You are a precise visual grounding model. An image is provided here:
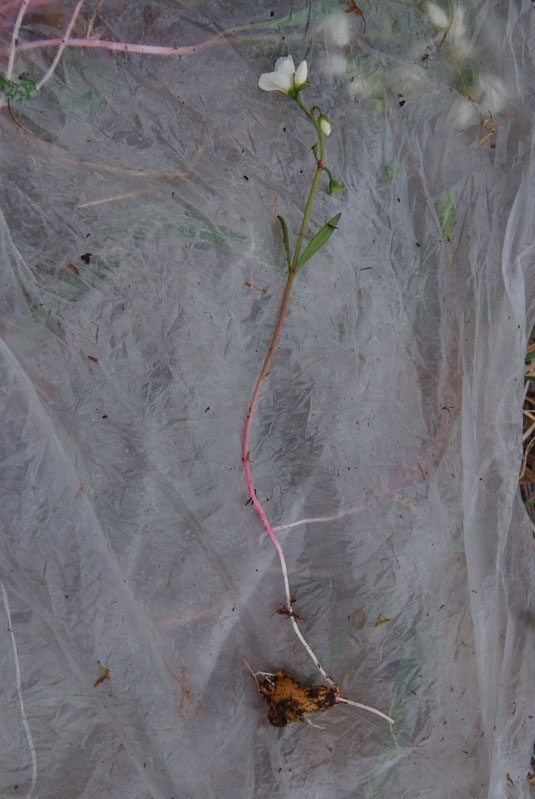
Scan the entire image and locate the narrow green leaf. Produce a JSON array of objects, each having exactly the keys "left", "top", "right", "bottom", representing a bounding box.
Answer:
[
  {"left": 277, "top": 215, "right": 292, "bottom": 270},
  {"left": 295, "top": 212, "right": 342, "bottom": 271},
  {"left": 525, "top": 351, "right": 535, "bottom": 363},
  {"left": 526, "top": 375, "right": 535, "bottom": 382},
  {"left": 439, "top": 188, "right": 456, "bottom": 239}
]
